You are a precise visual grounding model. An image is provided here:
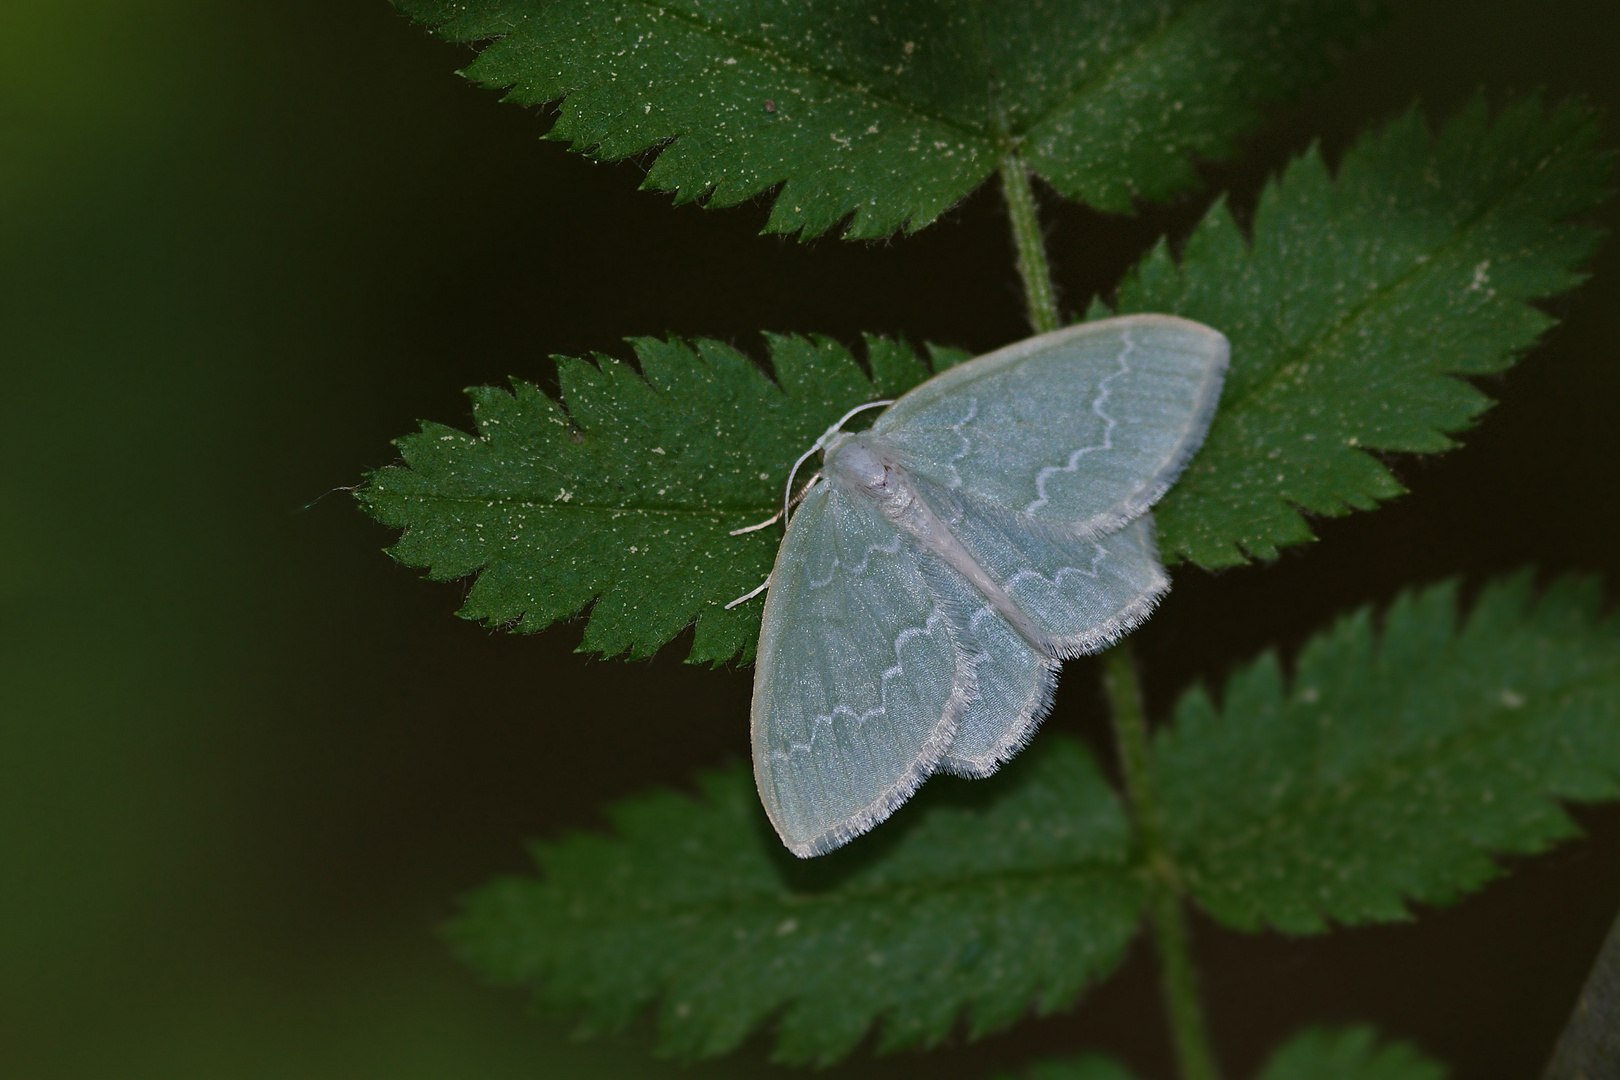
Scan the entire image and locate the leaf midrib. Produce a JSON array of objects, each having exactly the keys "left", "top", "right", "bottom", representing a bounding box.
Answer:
[
  {"left": 550, "top": 0, "right": 1217, "bottom": 158},
  {"left": 368, "top": 489, "right": 777, "bottom": 517},
  {"left": 604, "top": 0, "right": 983, "bottom": 146},
  {"left": 545, "top": 851, "right": 1140, "bottom": 927}
]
